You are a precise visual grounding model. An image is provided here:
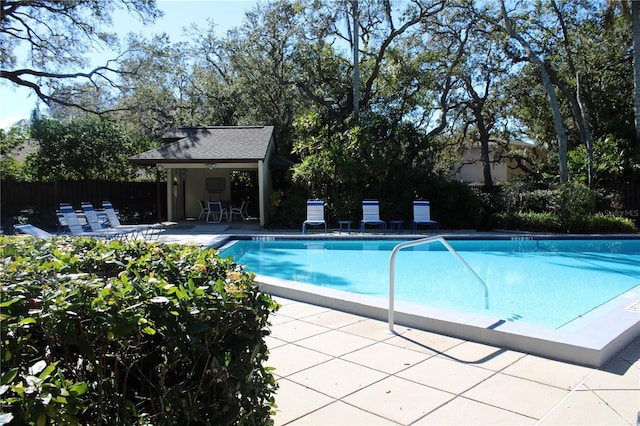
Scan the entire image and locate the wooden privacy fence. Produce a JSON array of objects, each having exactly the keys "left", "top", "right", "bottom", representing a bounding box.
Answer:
[
  {"left": 2, "top": 180, "right": 638, "bottom": 228},
  {"left": 617, "top": 183, "right": 640, "bottom": 225},
  {"left": 1, "top": 180, "right": 167, "bottom": 223}
]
